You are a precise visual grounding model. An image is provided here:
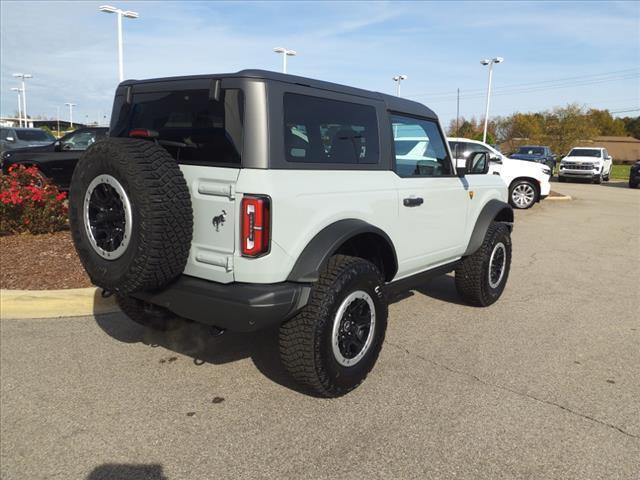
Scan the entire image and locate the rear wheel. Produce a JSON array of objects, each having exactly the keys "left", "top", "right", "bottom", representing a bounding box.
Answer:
[
  {"left": 455, "top": 222, "right": 512, "bottom": 307},
  {"left": 279, "top": 255, "right": 388, "bottom": 397},
  {"left": 509, "top": 180, "right": 538, "bottom": 209}
]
